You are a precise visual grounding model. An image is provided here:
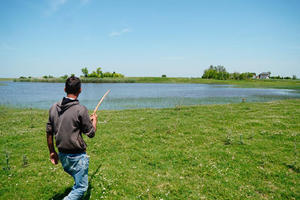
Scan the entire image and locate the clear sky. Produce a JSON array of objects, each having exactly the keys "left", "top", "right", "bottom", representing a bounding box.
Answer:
[{"left": 0, "top": 0, "right": 299, "bottom": 78}]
